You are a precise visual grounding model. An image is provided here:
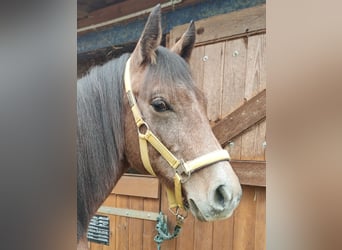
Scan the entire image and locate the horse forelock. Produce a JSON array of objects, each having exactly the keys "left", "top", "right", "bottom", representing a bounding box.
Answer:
[{"left": 142, "top": 46, "right": 206, "bottom": 105}]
